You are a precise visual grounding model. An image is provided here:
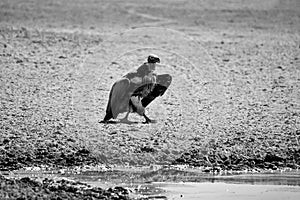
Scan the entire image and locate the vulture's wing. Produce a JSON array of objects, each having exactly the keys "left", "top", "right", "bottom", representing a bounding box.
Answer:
[
  {"left": 141, "top": 74, "right": 172, "bottom": 107},
  {"left": 104, "top": 78, "right": 131, "bottom": 121}
]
